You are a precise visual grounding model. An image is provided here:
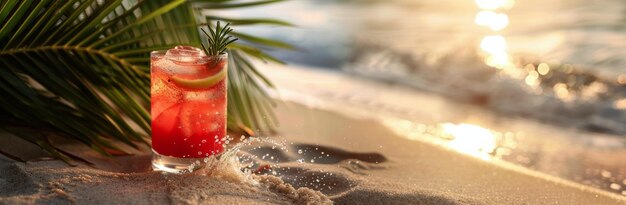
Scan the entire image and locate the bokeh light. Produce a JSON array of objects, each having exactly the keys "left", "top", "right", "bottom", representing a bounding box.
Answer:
[
  {"left": 474, "top": 11, "right": 509, "bottom": 31},
  {"left": 442, "top": 123, "right": 496, "bottom": 161}
]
